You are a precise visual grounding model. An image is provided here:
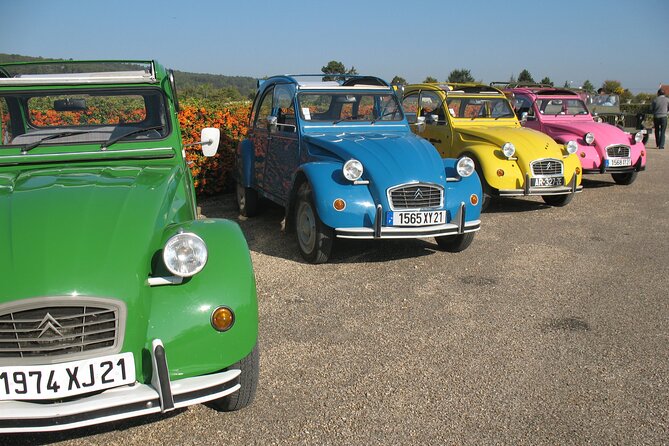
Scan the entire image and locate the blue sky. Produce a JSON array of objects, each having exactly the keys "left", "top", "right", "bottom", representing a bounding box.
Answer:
[{"left": 2, "top": 0, "right": 667, "bottom": 93}]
